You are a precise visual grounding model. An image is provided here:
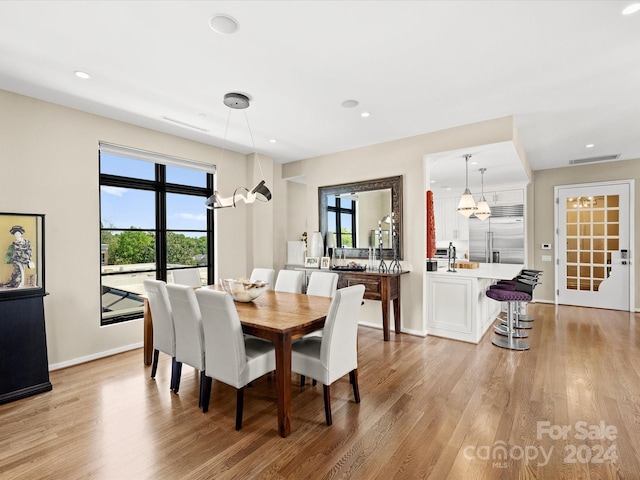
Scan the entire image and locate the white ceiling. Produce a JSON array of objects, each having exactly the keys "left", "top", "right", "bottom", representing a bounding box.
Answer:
[
  {"left": 427, "top": 141, "right": 530, "bottom": 195},
  {"left": 1, "top": 1, "right": 639, "bottom": 183}
]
